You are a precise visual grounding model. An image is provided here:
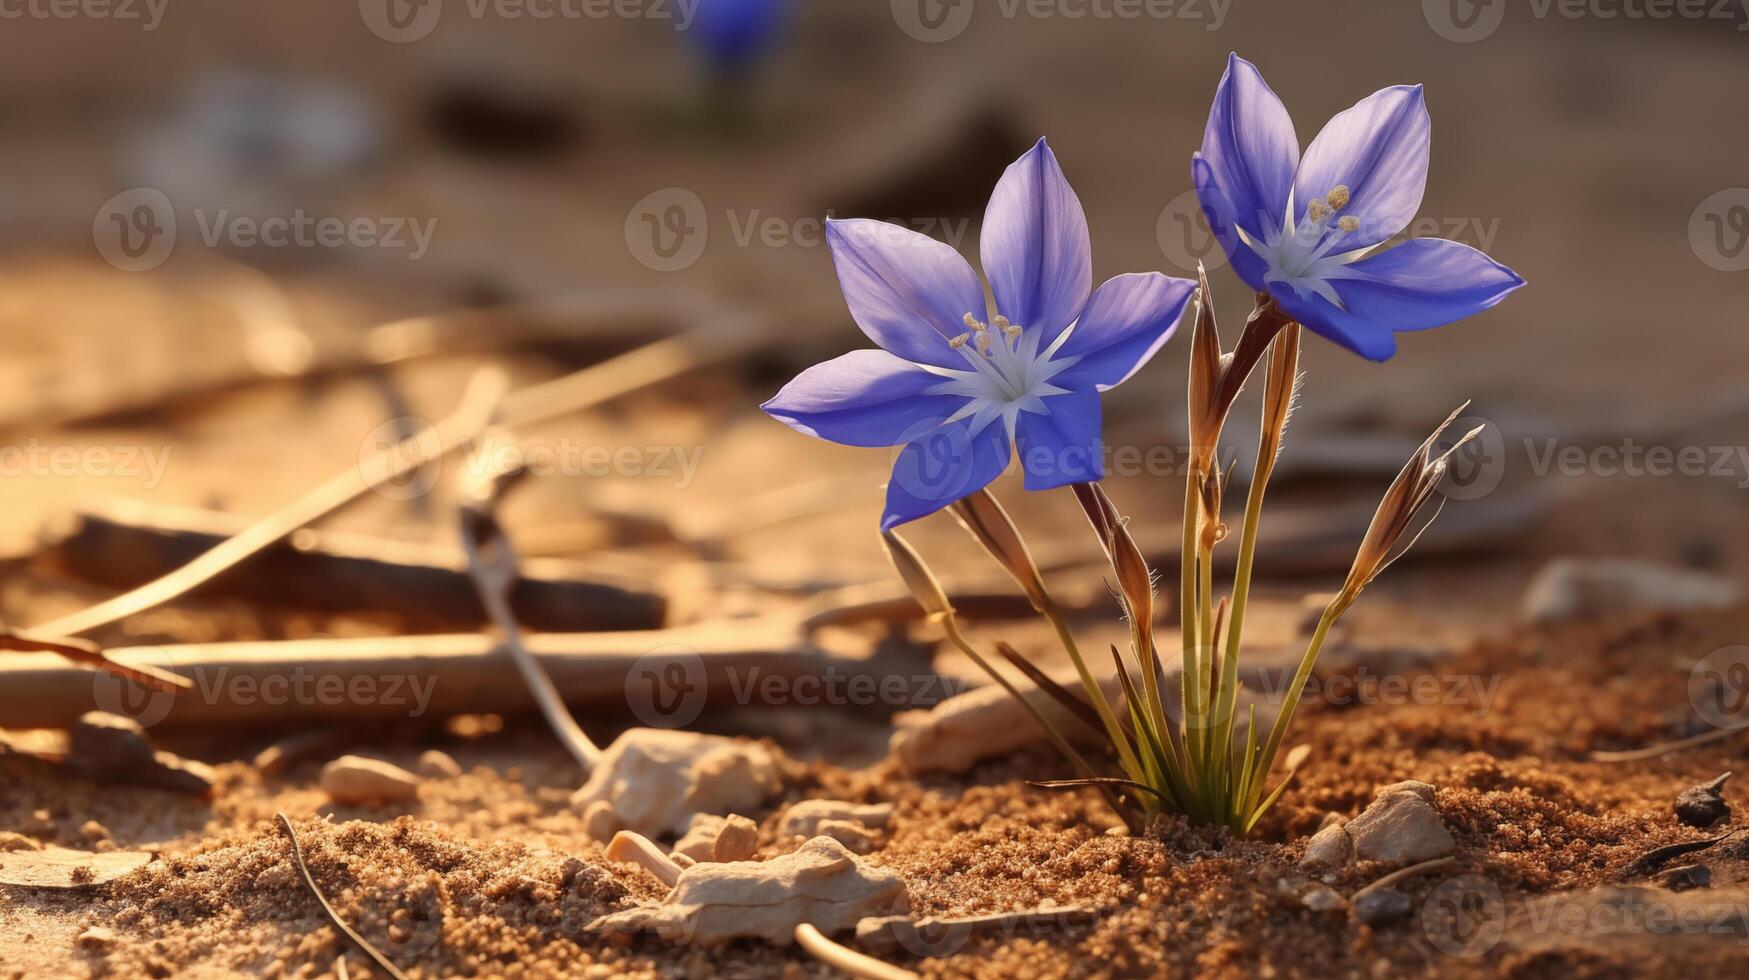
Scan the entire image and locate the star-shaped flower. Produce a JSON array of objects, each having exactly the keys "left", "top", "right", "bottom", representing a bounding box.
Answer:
[
  {"left": 1194, "top": 53, "right": 1524, "bottom": 360},
  {"left": 764, "top": 139, "right": 1195, "bottom": 530}
]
